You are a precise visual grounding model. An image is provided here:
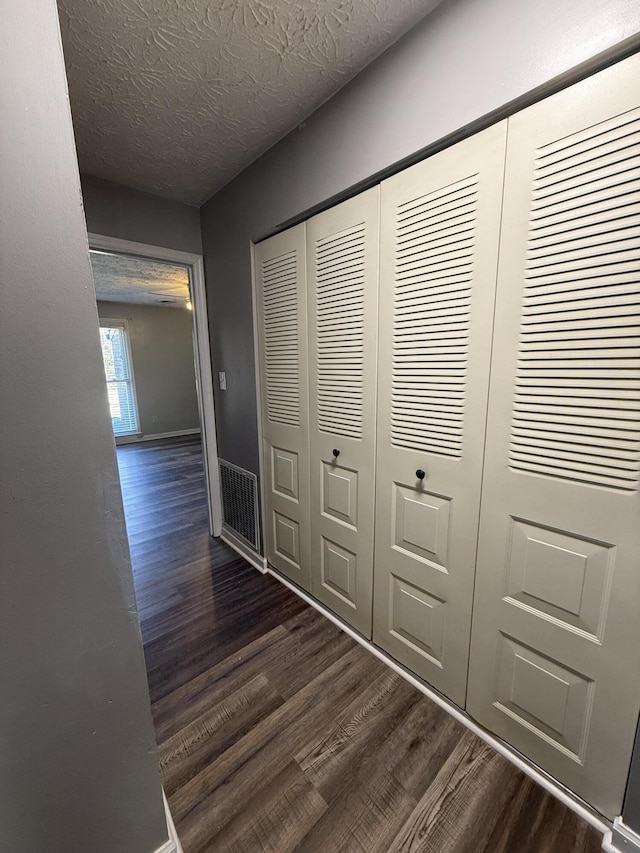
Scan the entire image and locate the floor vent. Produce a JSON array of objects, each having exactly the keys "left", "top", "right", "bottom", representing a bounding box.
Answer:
[{"left": 218, "top": 459, "right": 259, "bottom": 550}]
